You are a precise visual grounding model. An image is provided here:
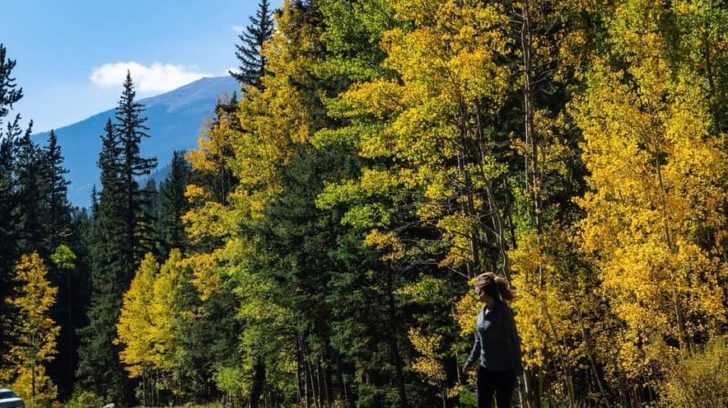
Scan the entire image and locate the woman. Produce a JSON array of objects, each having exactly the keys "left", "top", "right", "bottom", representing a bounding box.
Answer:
[{"left": 462, "top": 272, "right": 523, "bottom": 408}]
